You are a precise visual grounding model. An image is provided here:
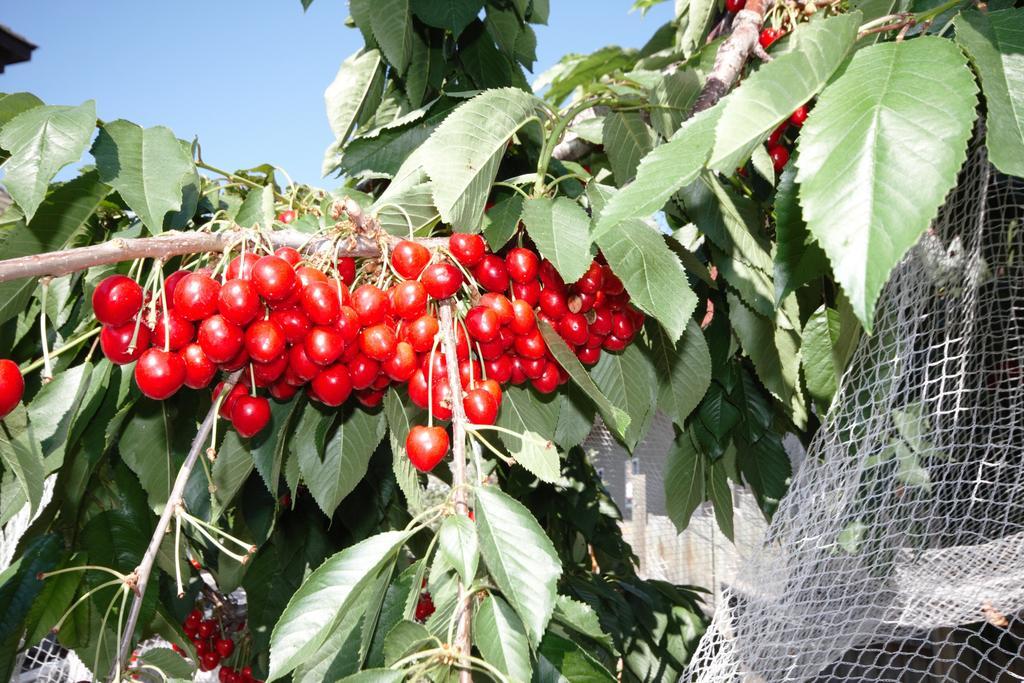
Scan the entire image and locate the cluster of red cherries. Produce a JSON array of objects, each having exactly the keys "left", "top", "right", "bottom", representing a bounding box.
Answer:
[
  {"left": 87, "top": 228, "right": 642, "bottom": 472},
  {"left": 177, "top": 608, "right": 259, "bottom": 680},
  {"left": 766, "top": 103, "right": 809, "bottom": 172}
]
